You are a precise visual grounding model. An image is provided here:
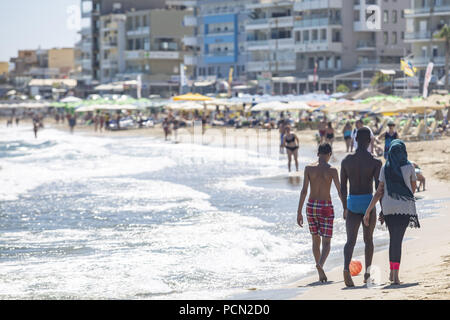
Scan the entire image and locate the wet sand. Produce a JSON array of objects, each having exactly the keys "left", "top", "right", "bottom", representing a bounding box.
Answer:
[{"left": 7, "top": 120, "right": 450, "bottom": 299}]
